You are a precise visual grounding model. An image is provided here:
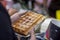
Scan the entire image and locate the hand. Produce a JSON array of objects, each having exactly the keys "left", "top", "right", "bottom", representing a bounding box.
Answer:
[
  {"left": 29, "top": 28, "right": 36, "bottom": 40},
  {"left": 8, "top": 8, "right": 18, "bottom": 16},
  {"left": 29, "top": 28, "right": 35, "bottom": 35},
  {"left": 11, "top": 9, "right": 27, "bottom": 23}
]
